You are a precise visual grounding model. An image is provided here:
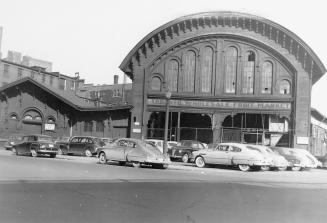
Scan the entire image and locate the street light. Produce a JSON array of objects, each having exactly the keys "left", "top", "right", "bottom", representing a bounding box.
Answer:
[{"left": 163, "top": 90, "right": 172, "bottom": 155}]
